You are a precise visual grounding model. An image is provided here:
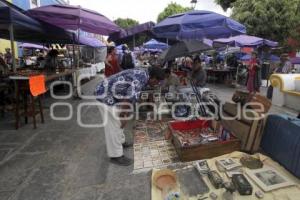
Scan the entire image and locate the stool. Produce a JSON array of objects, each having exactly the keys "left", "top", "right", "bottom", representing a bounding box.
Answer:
[{"left": 15, "top": 80, "right": 44, "bottom": 129}]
